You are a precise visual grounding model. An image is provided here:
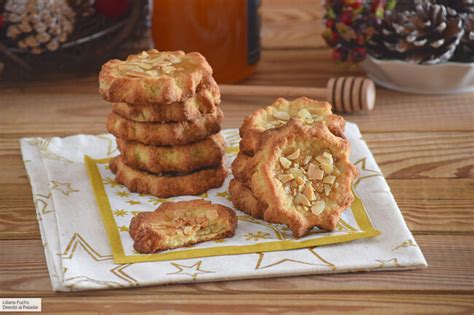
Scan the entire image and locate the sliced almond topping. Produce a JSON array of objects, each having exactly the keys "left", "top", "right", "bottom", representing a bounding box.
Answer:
[
  {"left": 303, "top": 184, "right": 316, "bottom": 201},
  {"left": 303, "top": 156, "right": 312, "bottom": 165},
  {"left": 139, "top": 51, "right": 149, "bottom": 59},
  {"left": 138, "top": 62, "right": 153, "bottom": 70},
  {"left": 333, "top": 168, "right": 341, "bottom": 176},
  {"left": 167, "top": 55, "right": 181, "bottom": 63},
  {"left": 279, "top": 156, "right": 292, "bottom": 169},
  {"left": 308, "top": 163, "right": 324, "bottom": 180},
  {"left": 323, "top": 175, "right": 336, "bottom": 185},
  {"left": 290, "top": 167, "right": 303, "bottom": 179},
  {"left": 334, "top": 182, "right": 340, "bottom": 188},
  {"left": 152, "top": 61, "right": 171, "bottom": 67},
  {"left": 272, "top": 110, "right": 290, "bottom": 121},
  {"left": 183, "top": 226, "right": 193, "bottom": 235},
  {"left": 297, "top": 109, "right": 312, "bottom": 120},
  {"left": 313, "top": 115, "right": 325, "bottom": 122},
  {"left": 127, "top": 70, "right": 149, "bottom": 78},
  {"left": 162, "top": 65, "right": 175, "bottom": 74},
  {"left": 286, "top": 149, "right": 300, "bottom": 160},
  {"left": 324, "top": 184, "right": 332, "bottom": 196},
  {"left": 323, "top": 152, "right": 333, "bottom": 159},
  {"left": 295, "top": 176, "right": 305, "bottom": 186},
  {"left": 278, "top": 173, "right": 294, "bottom": 184},
  {"left": 311, "top": 200, "right": 326, "bottom": 215},
  {"left": 321, "top": 162, "right": 334, "bottom": 174},
  {"left": 294, "top": 192, "right": 311, "bottom": 207},
  {"left": 146, "top": 70, "right": 158, "bottom": 77},
  {"left": 316, "top": 155, "right": 332, "bottom": 165}
]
